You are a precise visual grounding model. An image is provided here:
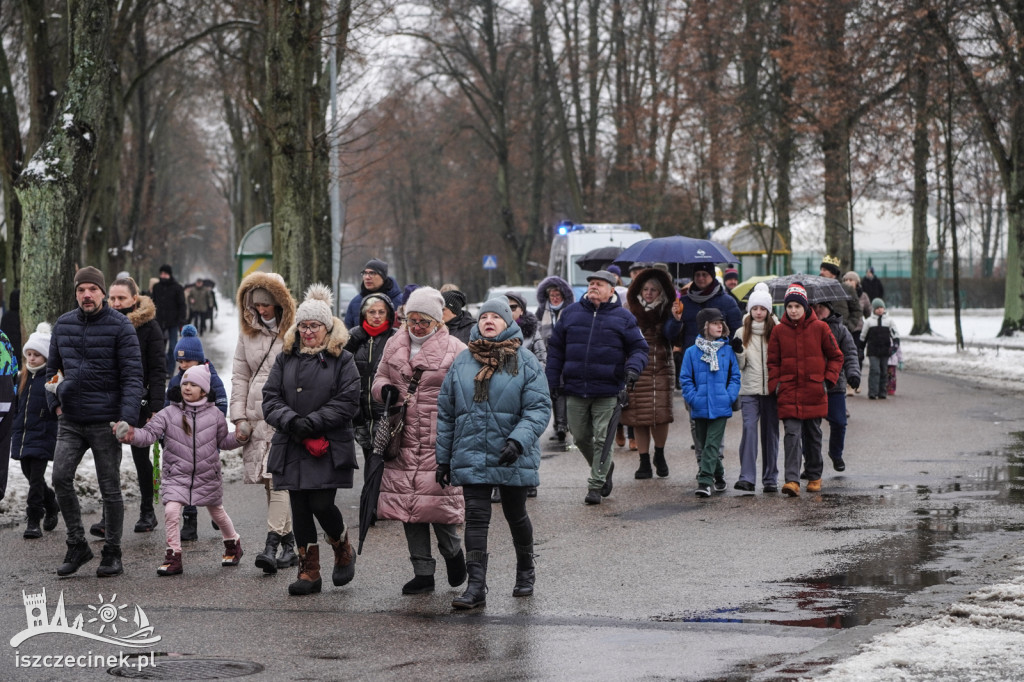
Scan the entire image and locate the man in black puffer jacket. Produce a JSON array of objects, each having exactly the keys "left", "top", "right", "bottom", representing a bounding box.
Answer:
[{"left": 47, "top": 267, "right": 144, "bottom": 578}]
